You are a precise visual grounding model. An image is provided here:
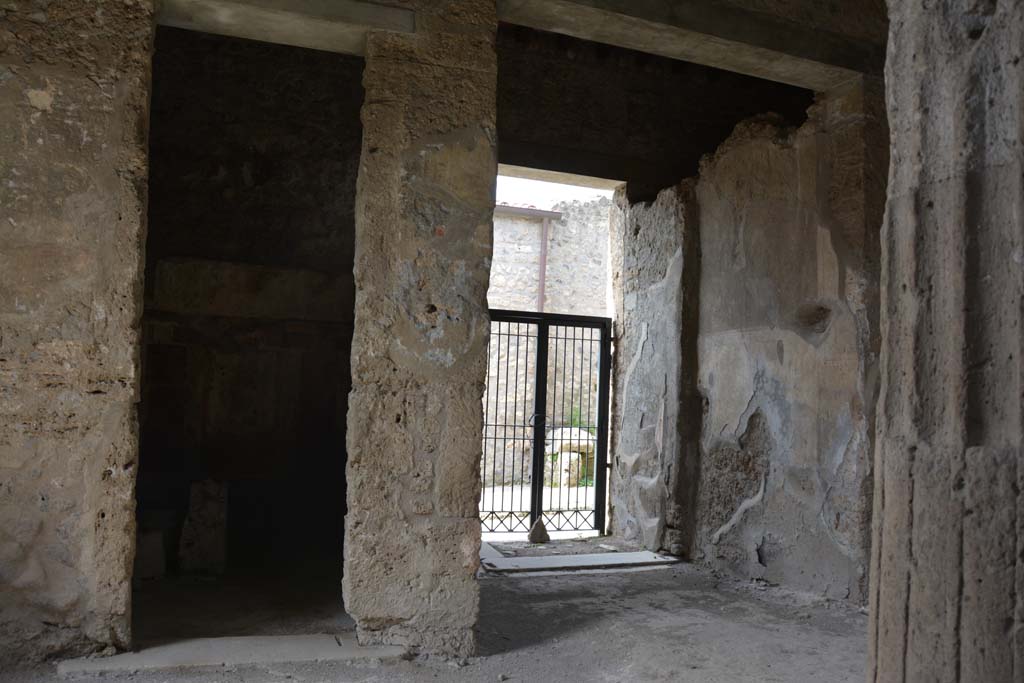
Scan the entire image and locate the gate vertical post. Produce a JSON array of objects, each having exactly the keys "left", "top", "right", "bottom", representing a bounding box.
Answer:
[
  {"left": 530, "top": 322, "right": 549, "bottom": 527},
  {"left": 594, "top": 319, "right": 612, "bottom": 533}
]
